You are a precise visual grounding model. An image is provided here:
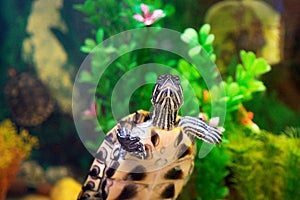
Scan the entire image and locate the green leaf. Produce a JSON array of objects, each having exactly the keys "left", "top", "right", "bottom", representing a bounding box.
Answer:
[
  {"left": 230, "top": 95, "right": 244, "bottom": 106},
  {"left": 188, "top": 46, "right": 201, "bottom": 57},
  {"left": 199, "top": 24, "right": 211, "bottom": 36},
  {"left": 205, "top": 34, "right": 215, "bottom": 45},
  {"left": 104, "top": 45, "right": 116, "bottom": 53},
  {"left": 128, "top": 61, "right": 137, "bottom": 70},
  {"left": 107, "top": 119, "right": 116, "bottom": 129},
  {"left": 248, "top": 80, "right": 266, "bottom": 92},
  {"left": 240, "top": 50, "right": 256, "bottom": 70},
  {"left": 115, "top": 62, "right": 126, "bottom": 71},
  {"left": 252, "top": 58, "right": 271, "bottom": 75},
  {"left": 84, "top": 38, "right": 96, "bottom": 47},
  {"left": 74, "top": 0, "right": 96, "bottom": 15},
  {"left": 145, "top": 72, "right": 157, "bottom": 83},
  {"left": 164, "top": 4, "right": 175, "bottom": 16},
  {"left": 231, "top": 95, "right": 244, "bottom": 103},
  {"left": 227, "top": 104, "right": 241, "bottom": 112},
  {"left": 227, "top": 82, "right": 240, "bottom": 97},
  {"left": 235, "top": 64, "right": 245, "bottom": 81},
  {"left": 80, "top": 46, "right": 92, "bottom": 53},
  {"left": 96, "top": 28, "right": 104, "bottom": 43},
  {"left": 178, "top": 59, "right": 191, "bottom": 70},
  {"left": 181, "top": 28, "right": 198, "bottom": 45},
  {"left": 210, "top": 54, "right": 216, "bottom": 62},
  {"left": 79, "top": 70, "right": 92, "bottom": 83}
]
